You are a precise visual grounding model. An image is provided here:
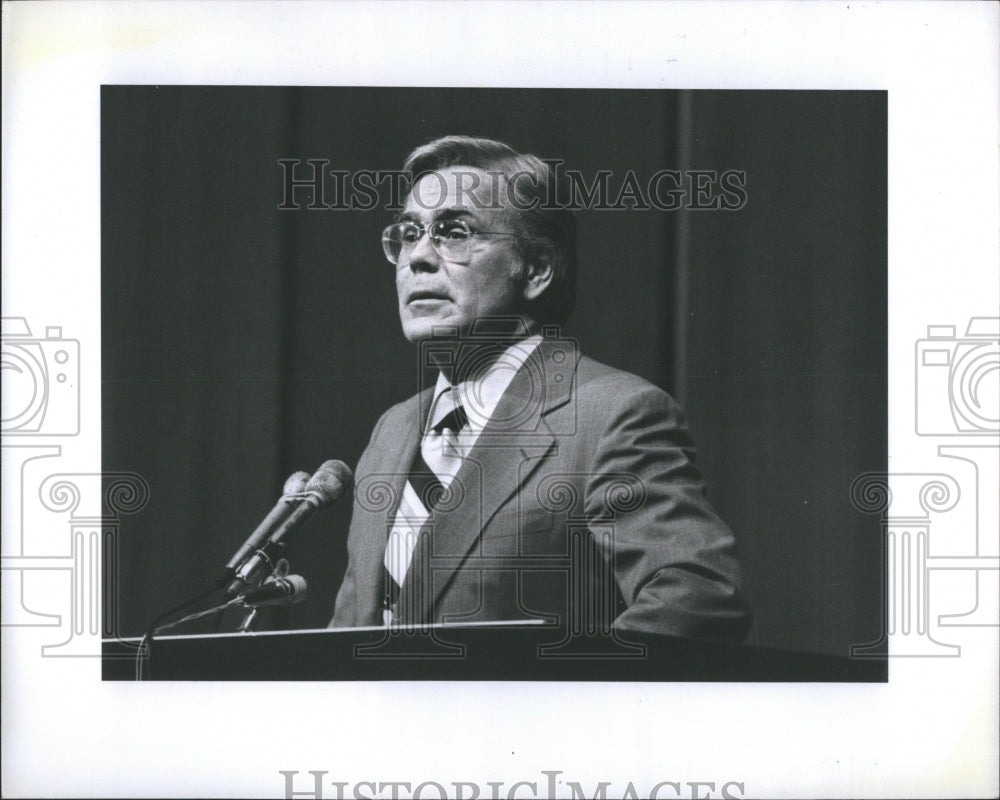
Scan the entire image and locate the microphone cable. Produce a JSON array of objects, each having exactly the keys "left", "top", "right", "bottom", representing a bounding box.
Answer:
[{"left": 134, "top": 582, "right": 225, "bottom": 681}]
